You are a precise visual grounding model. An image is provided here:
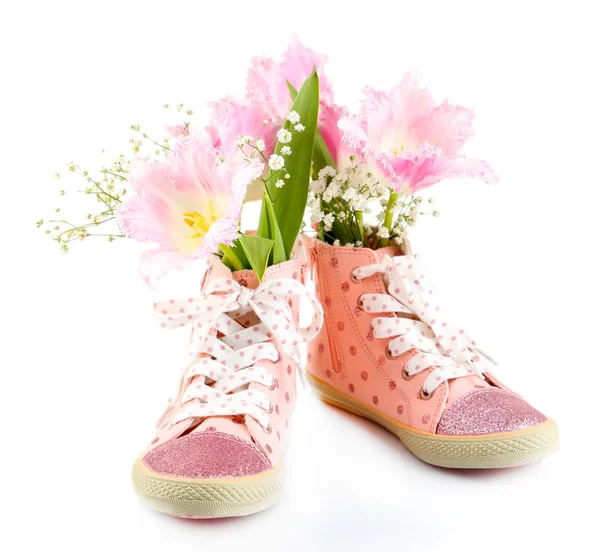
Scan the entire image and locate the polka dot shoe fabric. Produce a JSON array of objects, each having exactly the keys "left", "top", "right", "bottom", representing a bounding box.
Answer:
[
  {"left": 132, "top": 255, "right": 323, "bottom": 518},
  {"left": 303, "top": 237, "right": 559, "bottom": 469}
]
